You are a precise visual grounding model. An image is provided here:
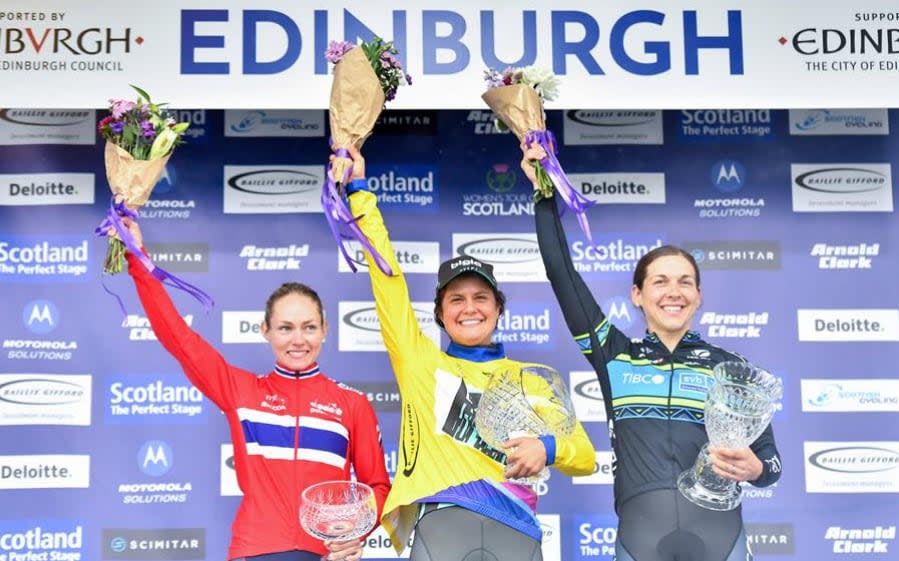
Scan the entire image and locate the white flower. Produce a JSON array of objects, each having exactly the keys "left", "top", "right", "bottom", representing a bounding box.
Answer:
[
  {"left": 520, "top": 66, "right": 560, "bottom": 101},
  {"left": 149, "top": 127, "right": 178, "bottom": 160}
]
